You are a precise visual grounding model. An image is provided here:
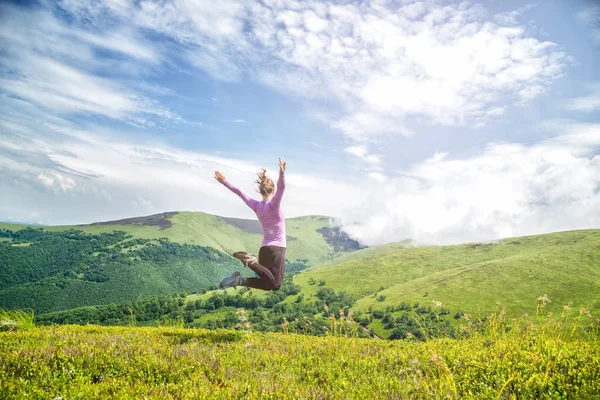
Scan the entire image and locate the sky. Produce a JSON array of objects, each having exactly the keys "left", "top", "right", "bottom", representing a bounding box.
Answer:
[{"left": 1, "top": 0, "right": 599, "bottom": 246}]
